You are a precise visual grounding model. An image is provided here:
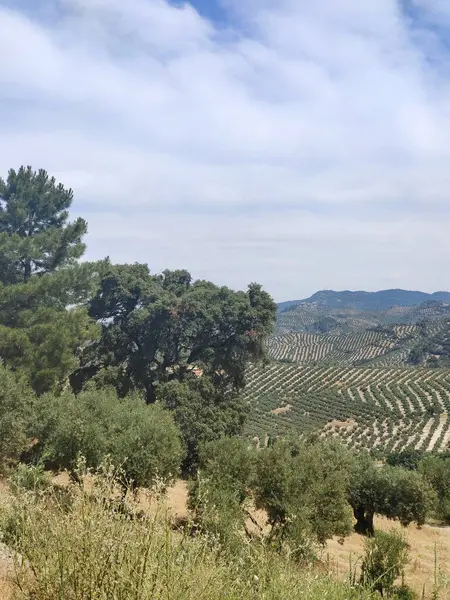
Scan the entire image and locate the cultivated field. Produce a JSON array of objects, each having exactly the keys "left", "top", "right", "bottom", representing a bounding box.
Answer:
[
  {"left": 244, "top": 363, "right": 450, "bottom": 454},
  {"left": 276, "top": 301, "right": 450, "bottom": 335},
  {"left": 268, "top": 319, "right": 450, "bottom": 367}
]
